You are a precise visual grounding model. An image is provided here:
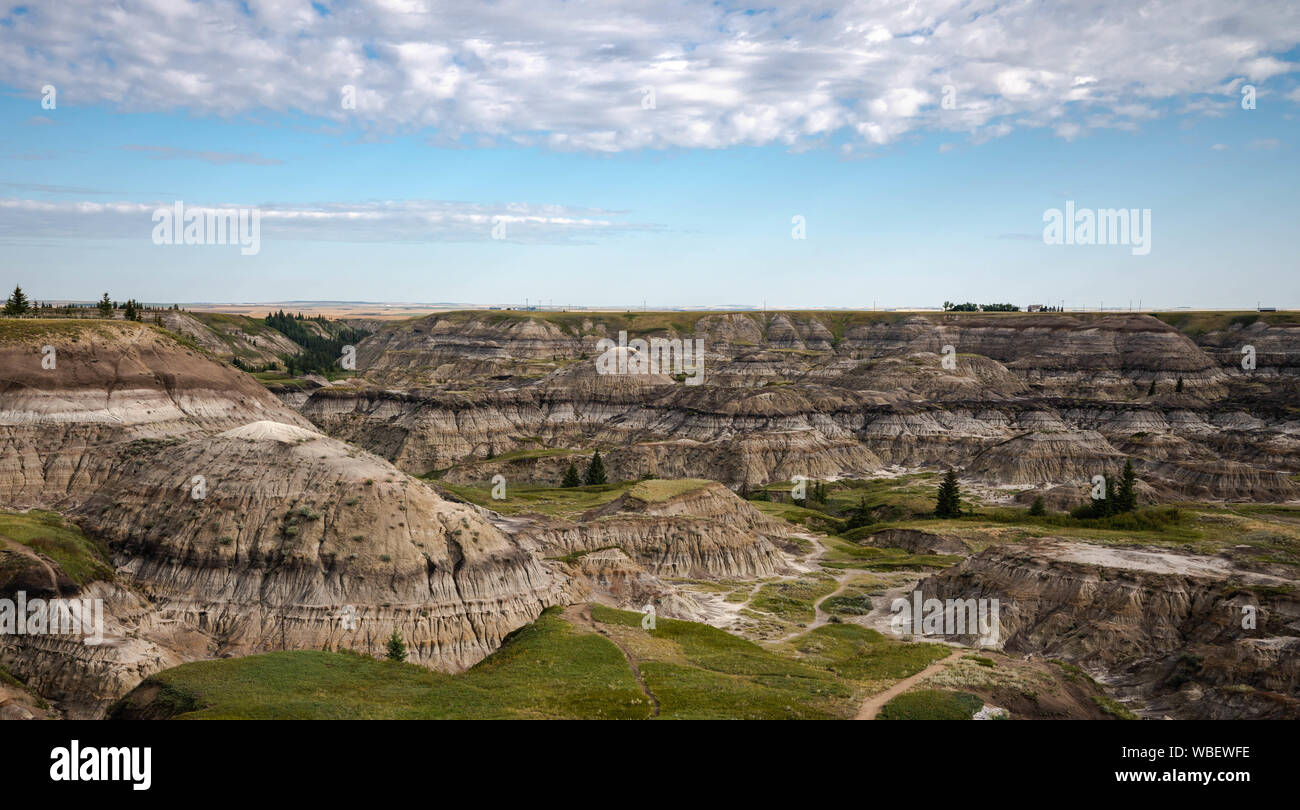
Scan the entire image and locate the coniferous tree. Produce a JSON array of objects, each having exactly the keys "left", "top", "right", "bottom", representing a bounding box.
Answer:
[
  {"left": 582, "top": 451, "right": 607, "bottom": 486},
  {"left": 1175, "top": 377, "right": 1184, "bottom": 393},
  {"left": 1147, "top": 379, "right": 1156, "bottom": 396},
  {"left": 561, "top": 462, "right": 581, "bottom": 488},
  {"left": 3, "top": 285, "right": 30, "bottom": 316},
  {"left": 98, "top": 293, "right": 113, "bottom": 318},
  {"left": 935, "top": 469, "right": 962, "bottom": 518},
  {"left": 1116, "top": 459, "right": 1138, "bottom": 513},
  {"left": 386, "top": 630, "right": 407, "bottom": 662},
  {"left": 844, "top": 496, "right": 873, "bottom": 530},
  {"left": 1029, "top": 496, "right": 1047, "bottom": 516},
  {"left": 124, "top": 299, "right": 139, "bottom": 321},
  {"left": 1100, "top": 473, "right": 1119, "bottom": 517}
]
